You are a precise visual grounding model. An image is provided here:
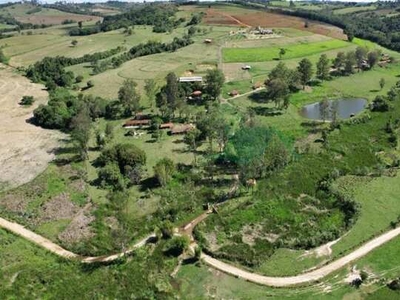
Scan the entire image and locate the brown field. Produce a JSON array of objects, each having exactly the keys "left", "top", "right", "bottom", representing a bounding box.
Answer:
[
  {"left": 0, "top": 65, "right": 64, "bottom": 190},
  {"left": 15, "top": 14, "right": 102, "bottom": 25},
  {"left": 204, "top": 8, "right": 346, "bottom": 40}
]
